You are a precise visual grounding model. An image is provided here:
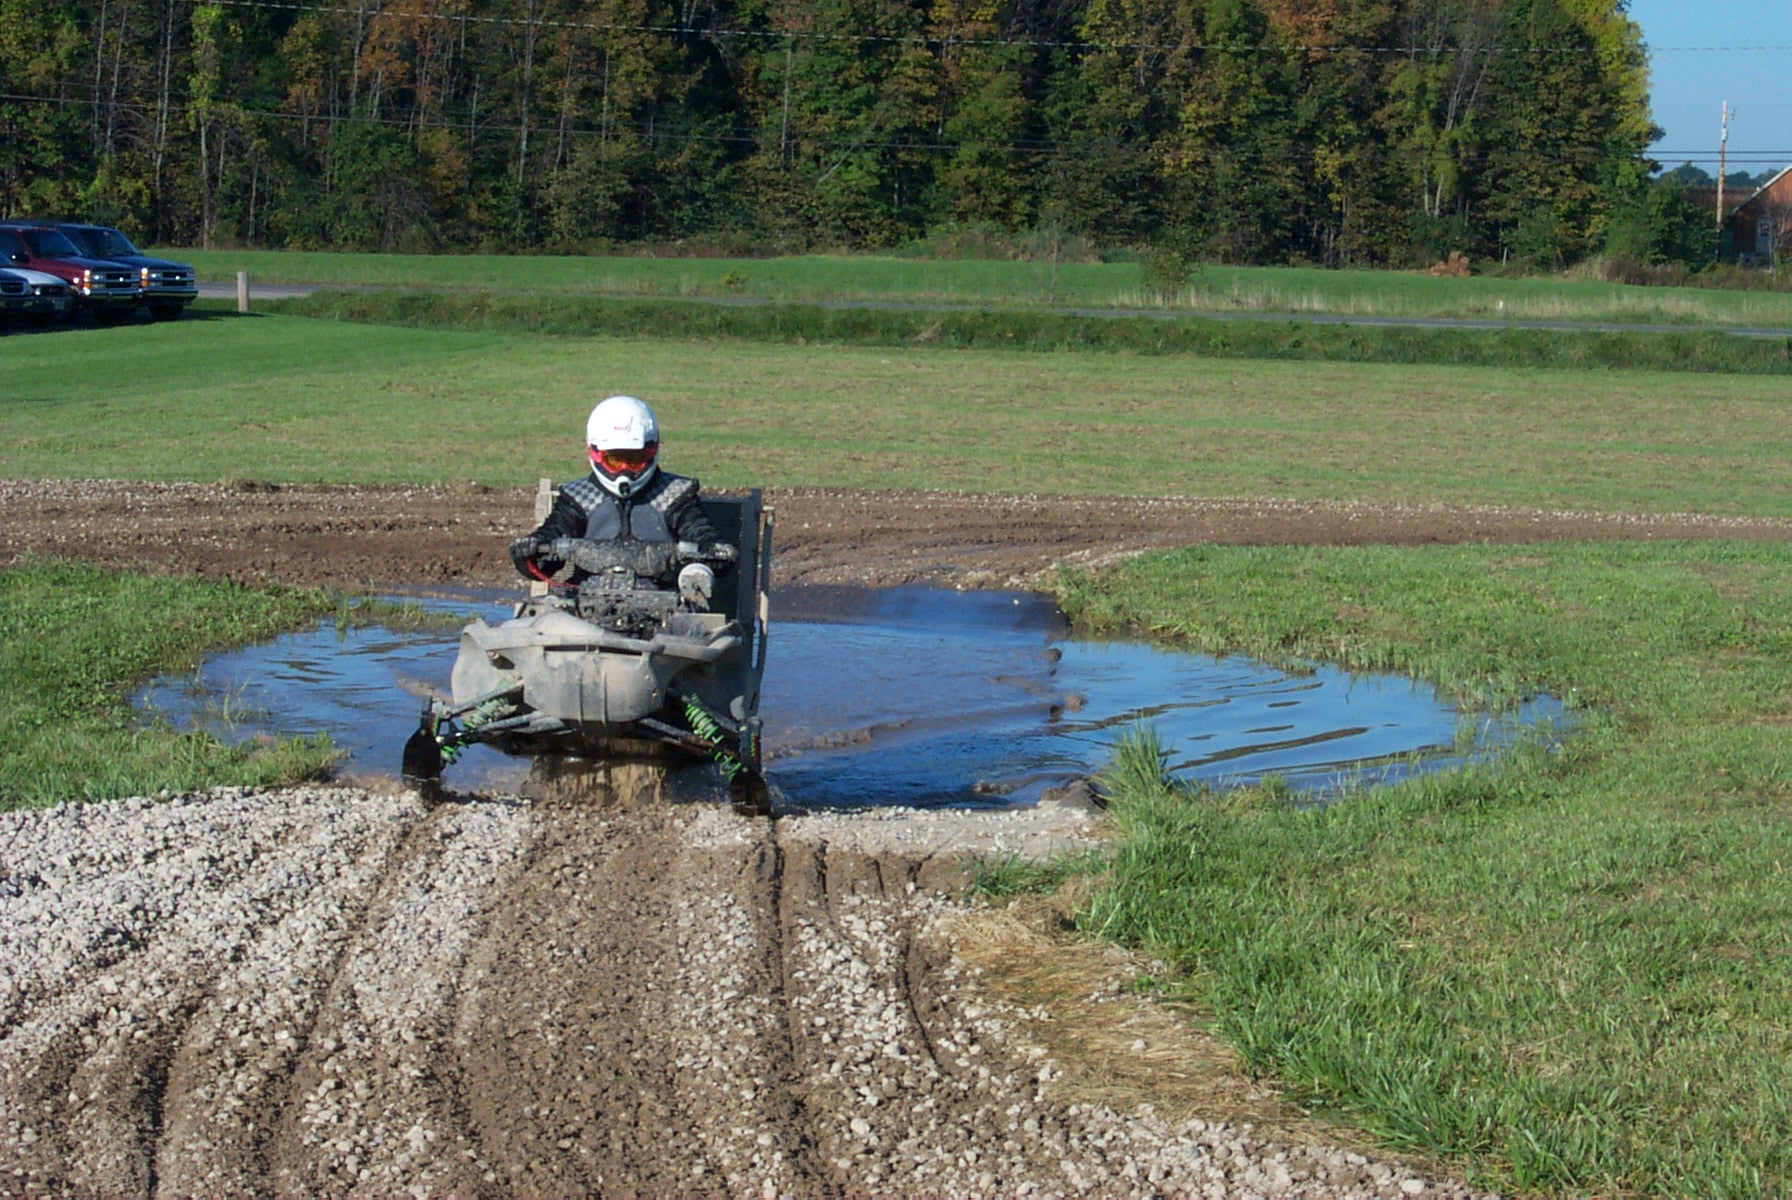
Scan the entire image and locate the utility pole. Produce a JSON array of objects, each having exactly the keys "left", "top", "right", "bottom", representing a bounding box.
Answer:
[{"left": 1716, "top": 101, "right": 1732, "bottom": 262}]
